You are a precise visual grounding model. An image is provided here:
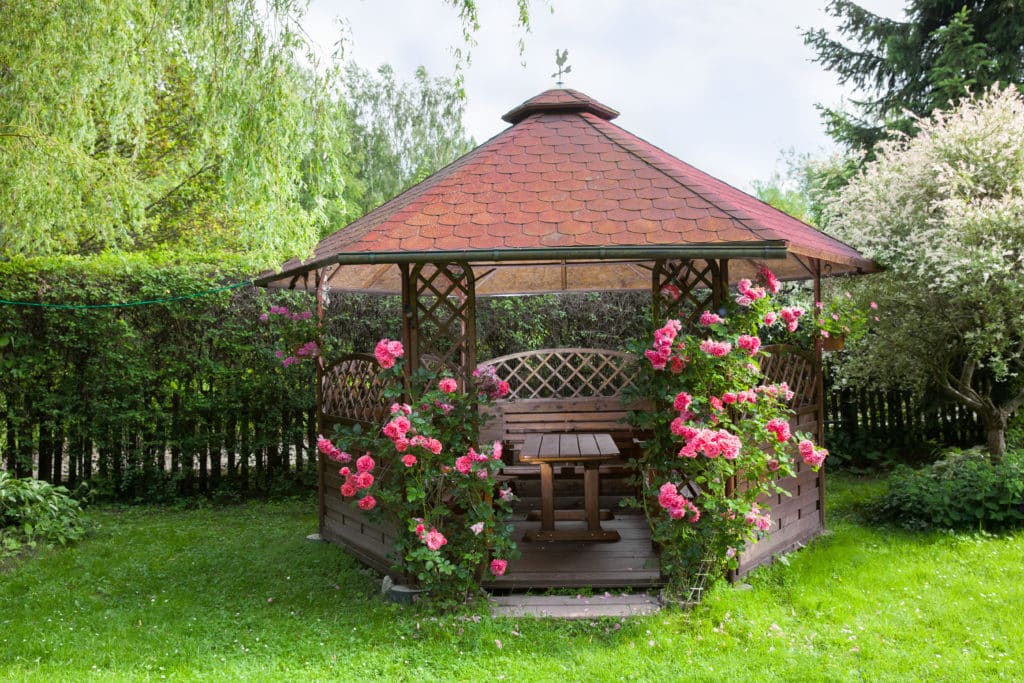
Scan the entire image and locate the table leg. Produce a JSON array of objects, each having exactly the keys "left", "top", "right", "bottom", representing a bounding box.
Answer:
[
  {"left": 539, "top": 462, "right": 555, "bottom": 531},
  {"left": 584, "top": 463, "right": 600, "bottom": 531}
]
